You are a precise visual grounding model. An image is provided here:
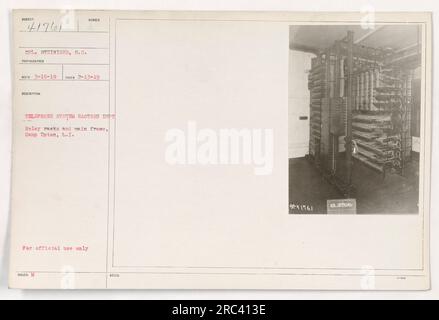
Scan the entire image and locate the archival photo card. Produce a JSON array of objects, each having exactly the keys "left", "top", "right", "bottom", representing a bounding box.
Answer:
[{"left": 9, "top": 10, "right": 431, "bottom": 290}]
